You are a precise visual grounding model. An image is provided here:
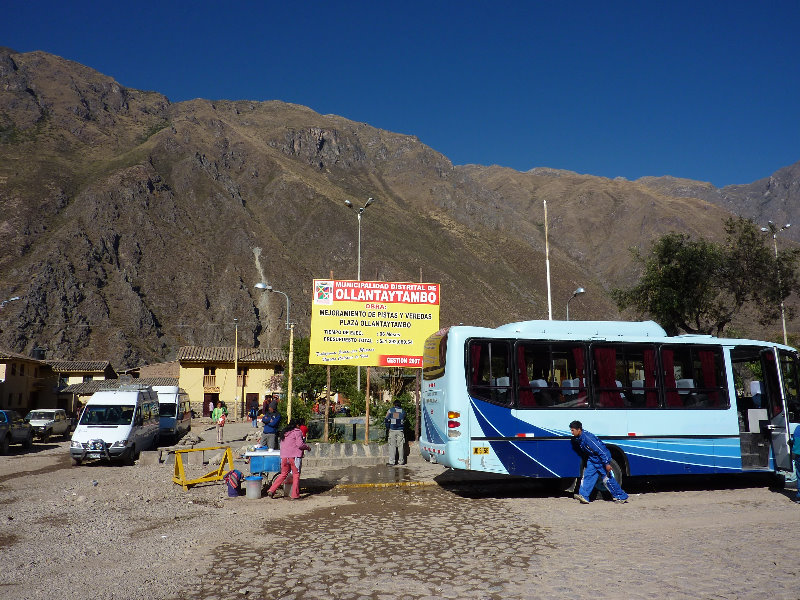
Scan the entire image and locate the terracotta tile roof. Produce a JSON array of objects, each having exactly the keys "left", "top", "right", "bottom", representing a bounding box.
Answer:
[
  {"left": 46, "top": 360, "right": 113, "bottom": 373},
  {"left": 177, "top": 346, "right": 285, "bottom": 364},
  {"left": 61, "top": 377, "right": 179, "bottom": 395},
  {"left": 0, "top": 348, "right": 40, "bottom": 362}
]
